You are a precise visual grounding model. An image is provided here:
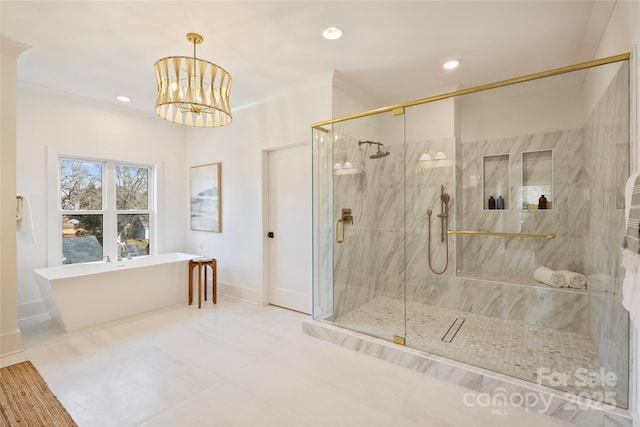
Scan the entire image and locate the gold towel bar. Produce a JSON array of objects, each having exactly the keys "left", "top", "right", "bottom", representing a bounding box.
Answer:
[{"left": 447, "top": 230, "right": 556, "bottom": 239}]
